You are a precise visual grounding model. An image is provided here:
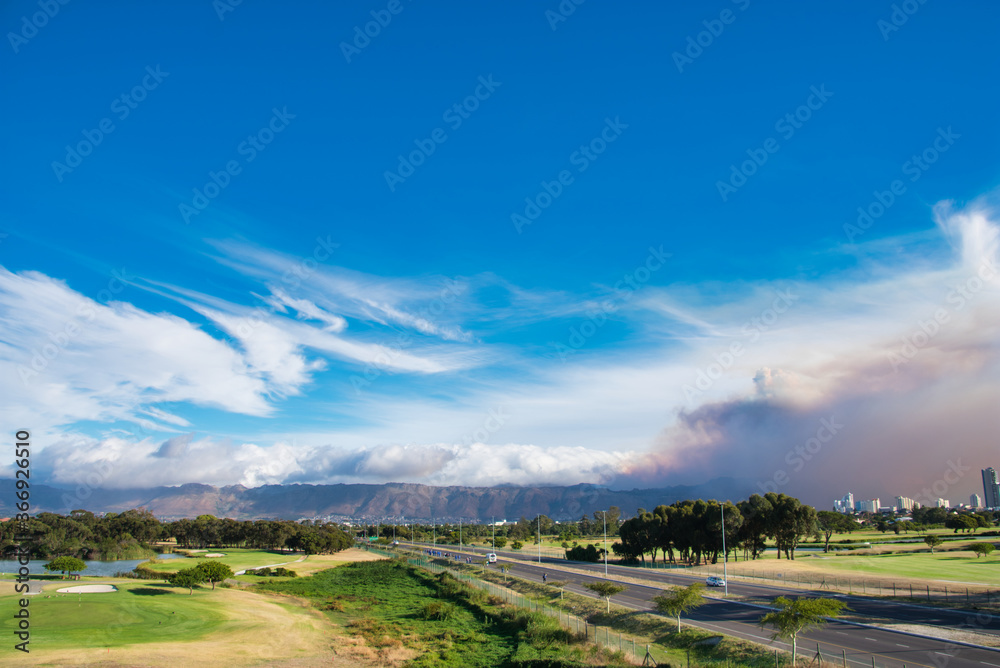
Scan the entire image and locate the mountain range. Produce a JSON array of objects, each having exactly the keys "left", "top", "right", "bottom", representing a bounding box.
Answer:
[{"left": 4, "top": 478, "right": 755, "bottom": 521}]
